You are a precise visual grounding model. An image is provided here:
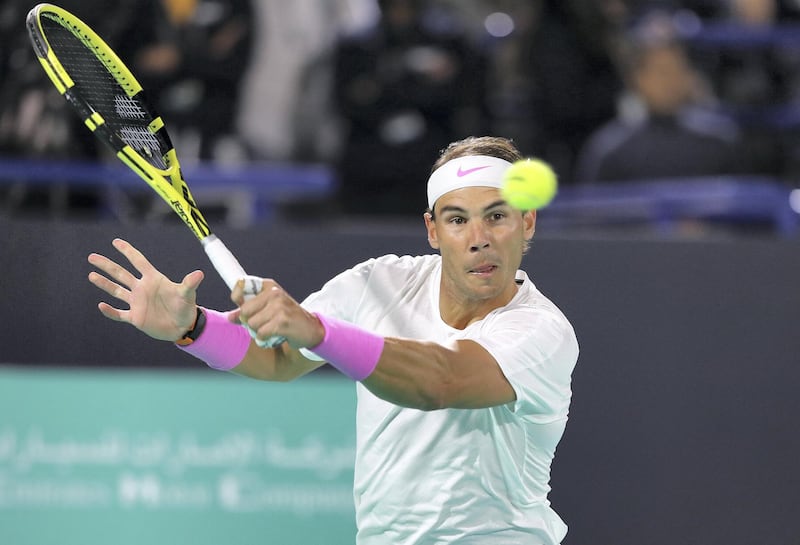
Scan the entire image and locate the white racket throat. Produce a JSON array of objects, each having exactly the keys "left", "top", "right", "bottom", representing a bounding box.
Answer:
[
  {"left": 202, "top": 235, "right": 247, "bottom": 290},
  {"left": 202, "top": 235, "right": 284, "bottom": 348}
]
